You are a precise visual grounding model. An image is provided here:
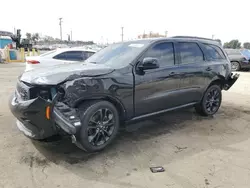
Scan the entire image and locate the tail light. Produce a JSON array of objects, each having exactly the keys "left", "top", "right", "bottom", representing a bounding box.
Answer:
[{"left": 27, "top": 60, "right": 40, "bottom": 64}]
